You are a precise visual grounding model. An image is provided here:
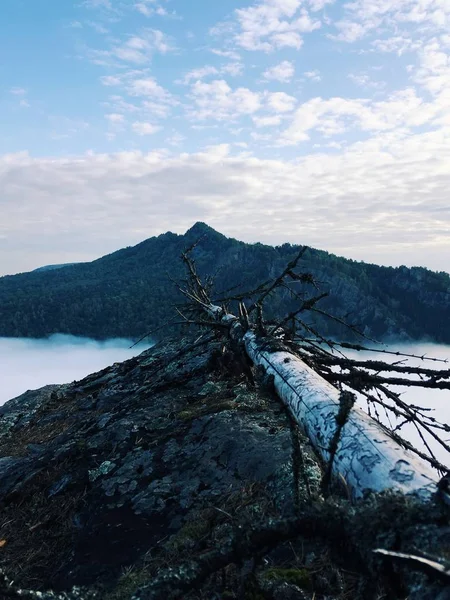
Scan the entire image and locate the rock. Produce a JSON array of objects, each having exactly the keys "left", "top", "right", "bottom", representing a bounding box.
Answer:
[
  {"left": 0, "top": 335, "right": 447, "bottom": 600},
  {"left": 0, "top": 336, "right": 307, "bottom": 597}
]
